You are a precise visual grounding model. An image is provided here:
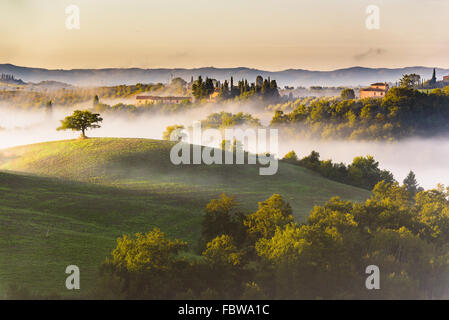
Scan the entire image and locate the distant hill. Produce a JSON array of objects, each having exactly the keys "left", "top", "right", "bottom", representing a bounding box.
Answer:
[
  {"left": 27, "top": 80, "right": 73, "bottom": 90},
  {"left": 0, "top": 63, "right": 448, "bottom": 87}
]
